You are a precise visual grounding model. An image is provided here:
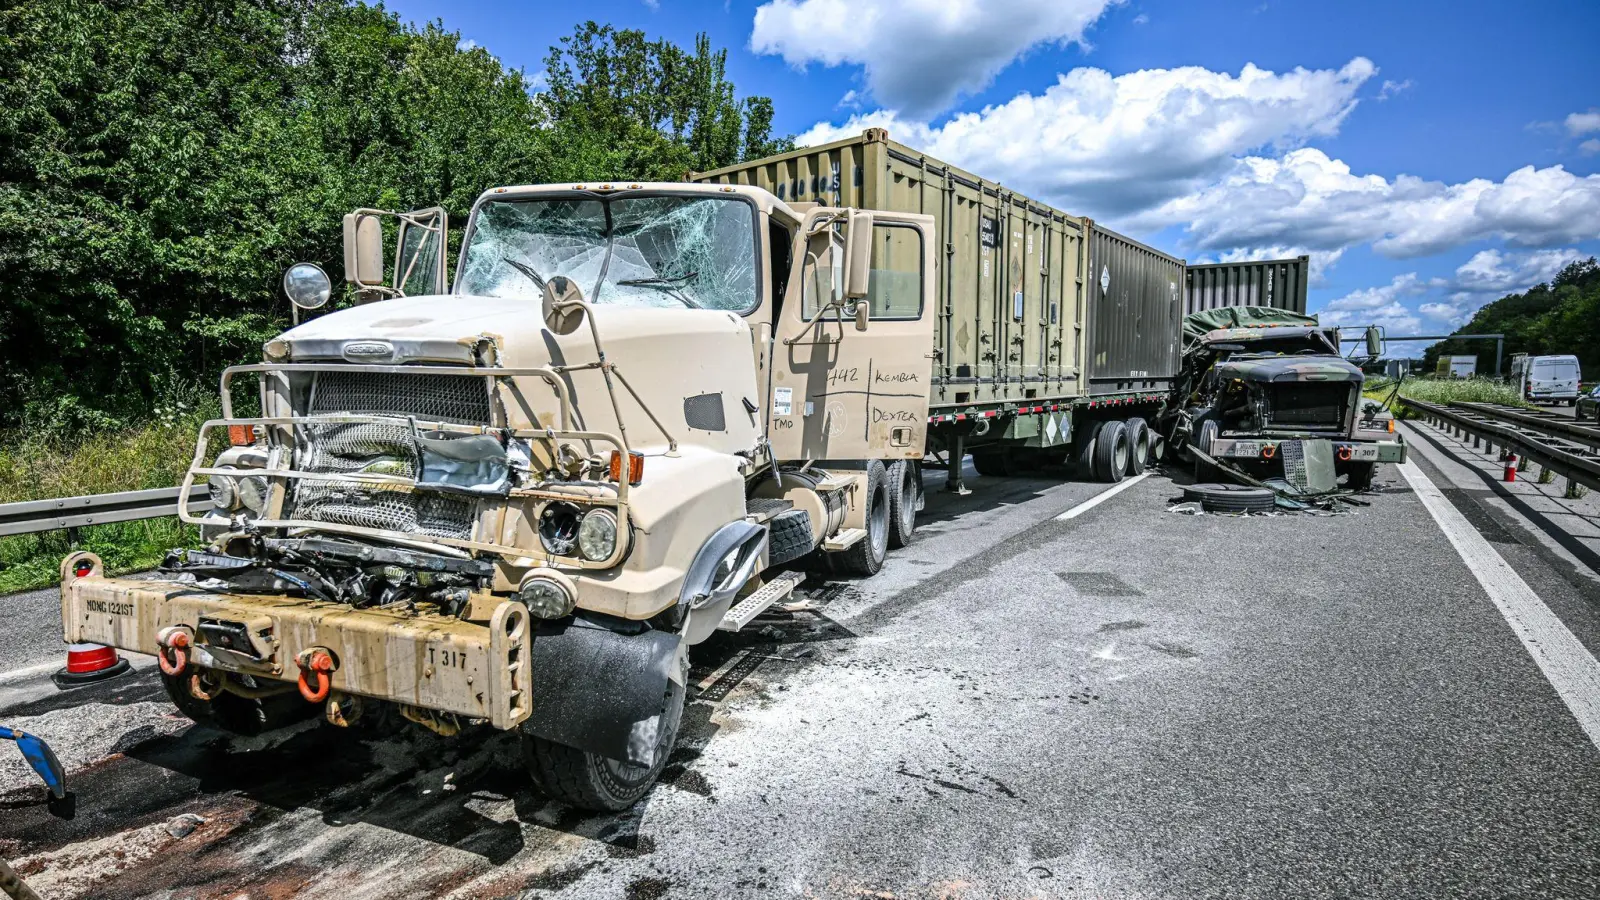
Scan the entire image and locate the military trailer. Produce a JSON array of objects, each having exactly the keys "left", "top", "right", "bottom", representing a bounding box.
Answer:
[
  {"left": 57, "top": 131, "right": 1387, "bottom": 812},
  {"left": 1163, "top": 307, "right": 1406, "bottom": 489}
]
